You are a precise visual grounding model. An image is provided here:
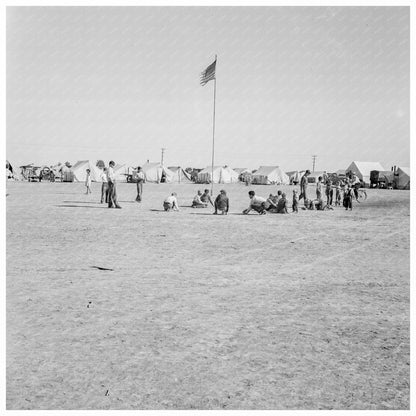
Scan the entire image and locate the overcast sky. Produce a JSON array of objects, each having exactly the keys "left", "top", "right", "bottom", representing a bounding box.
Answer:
[{"left": 6, "top": 6, "right": 409, "bottom": 171}]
